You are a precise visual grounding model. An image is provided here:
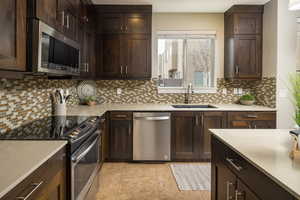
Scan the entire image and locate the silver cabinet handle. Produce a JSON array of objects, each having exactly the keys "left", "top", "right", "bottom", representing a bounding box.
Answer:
[
  {"left": 235, "top": 66, "right": 239, "bottom": 75},
  {"left": 115, "top": 114, "right": 127, "bottom": 118},
  {"left": 226, "top": 181, "right": 234, "bottom": 200},
  {"left": 125, "top": 66, "right": 128, "bottom": 75},
  {"left": 134, "top": 116, "right": 170, "bottom": 121},
  {"left": 226, "top": 158, "right": 243, "bottom": 171},
  {"left": 120, "top": 65, "right": 123, "bottom": 75},
  {"left": 86, "top": 63, "right": 89, "bottom": 72},
  {"left": 121, "top": 25, "right": 123, "bottom": 31},
  {"left": 61, "top": 11, "right": 65, "bottom": 27},
  {"left": 235, "top": 190, "right": 244, "bottom": 200},
  {"left": 16, "top": 181, "right": 44, "bottom": 200},
  {"left": 67, "top": 15, "right": 70, "bottom": 29},
  {"left": 245, "top": 114, "right": 258, "bottom": 118},
  {"left": 195, "top": 115, "right": 199, "bottom": 126},
  {"left": 254, "top": 124, "right": 257, "bottom": 129}
]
